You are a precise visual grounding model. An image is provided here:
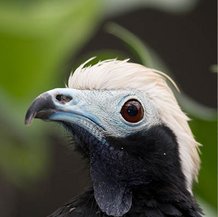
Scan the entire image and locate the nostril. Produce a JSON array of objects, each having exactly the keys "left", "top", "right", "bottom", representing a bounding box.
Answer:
[{"left": 56, "top": 94, "right": 72, "bottom": 104}]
